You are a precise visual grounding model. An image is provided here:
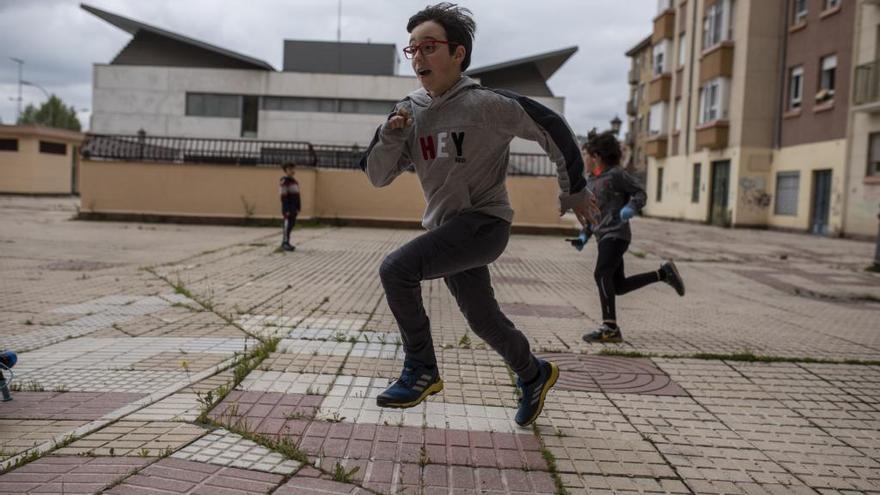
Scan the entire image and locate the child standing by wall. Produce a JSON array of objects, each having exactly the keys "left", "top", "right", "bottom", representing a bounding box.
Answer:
[{"left": 279, "top": 162, "right": 301, "bottom": 252}]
